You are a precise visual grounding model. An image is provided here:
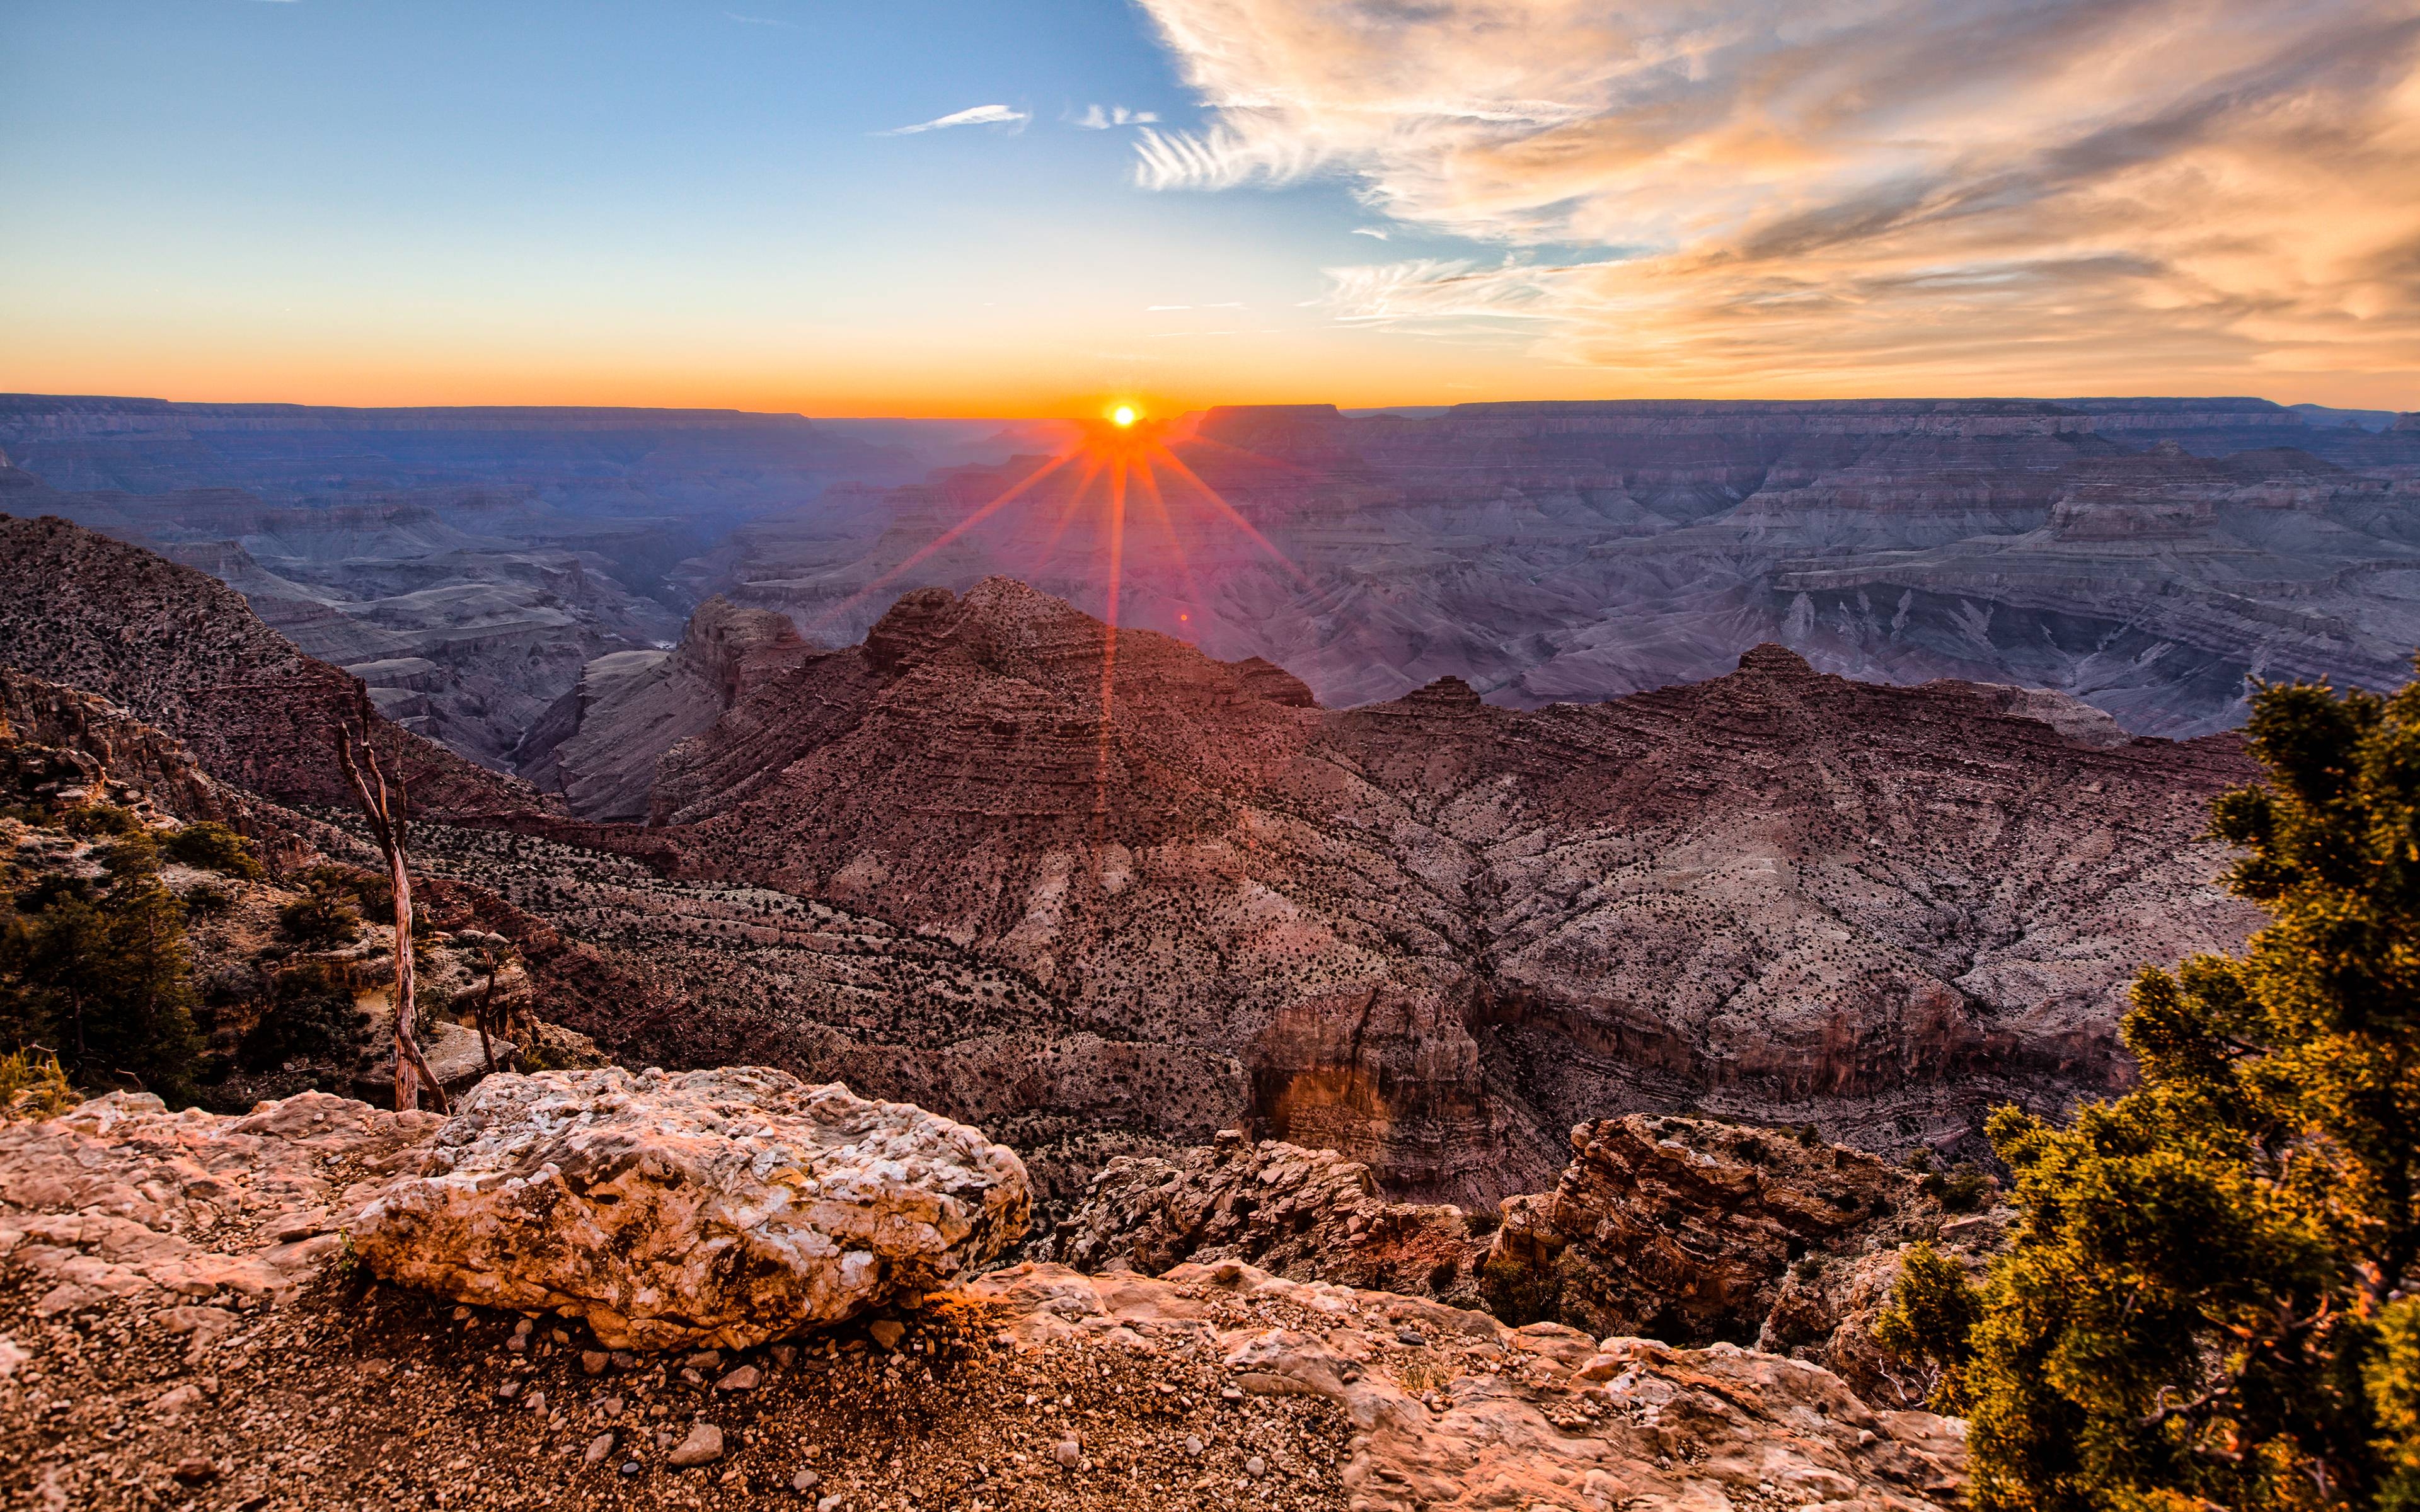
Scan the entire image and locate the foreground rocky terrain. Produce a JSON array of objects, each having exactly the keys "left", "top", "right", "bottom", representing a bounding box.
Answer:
[
  {"left": 515, "top": 575, "right": 2261, "bottom": 1202},
  {"left": 0, "top": 1089, "right": 1968, "bottom": 1512},
  {"left": 701, "top": 398, "right": 2420, "bottom": 738},
  {"left": 1046, "top": 1117, "right": 2005, "bottom": 1410}
]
